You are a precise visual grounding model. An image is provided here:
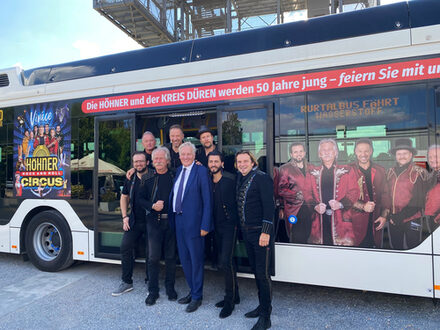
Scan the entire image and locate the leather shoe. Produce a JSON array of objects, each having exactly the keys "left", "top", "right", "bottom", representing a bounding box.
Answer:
[
  {"left": 219, "top": 302, "right": 234, "bottom": 318},
  {"left": 186, "top": 299, "right": 202, "bottom": 313},
  {"left": 145, "top": 293, "right": 159, "bottom": 306},
  {"left": 245, "top": 306, "right": 260, "bottom": 318},
  {"left": 215, "top": 295, "right": 240, "bottom": 308},
  {"left": 251, "top": 316, "right": 271, "bottom": 330},
  {"left": 167, "top": 288, "right": 178, "bottom": 301},
  {"left": 178, "top": 293, "right": 191, "bottom": 304}
]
